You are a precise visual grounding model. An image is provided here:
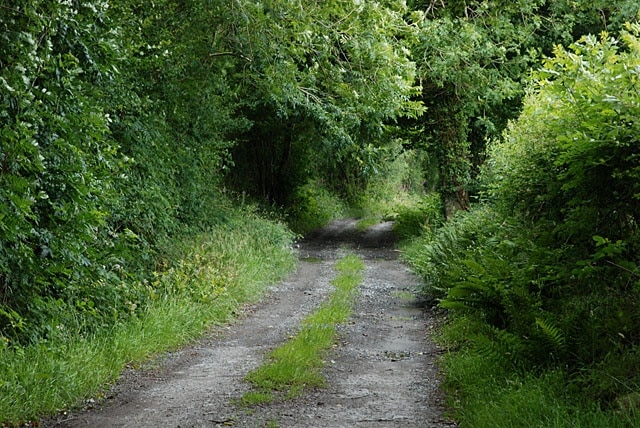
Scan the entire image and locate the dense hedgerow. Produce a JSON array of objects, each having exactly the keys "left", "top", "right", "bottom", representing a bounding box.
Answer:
[
  {"left": 405, "top": 26, "right": 640, "bottom": 415},
  {"left": 0, "top": 1, "right": 137, "bottom": 342}
]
